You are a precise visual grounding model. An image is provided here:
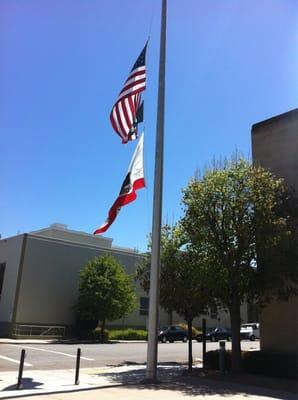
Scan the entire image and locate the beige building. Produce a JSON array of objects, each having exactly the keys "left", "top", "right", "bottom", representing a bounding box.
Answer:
[
  {"left": 0, "top": 224, "right": 245, "bottom": 338},
  {"left": 251, "top": 108, "right": 298, "bottom": 355},
  {"left": 0, "top": 224, "right": 152, "bottom": 337}
]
